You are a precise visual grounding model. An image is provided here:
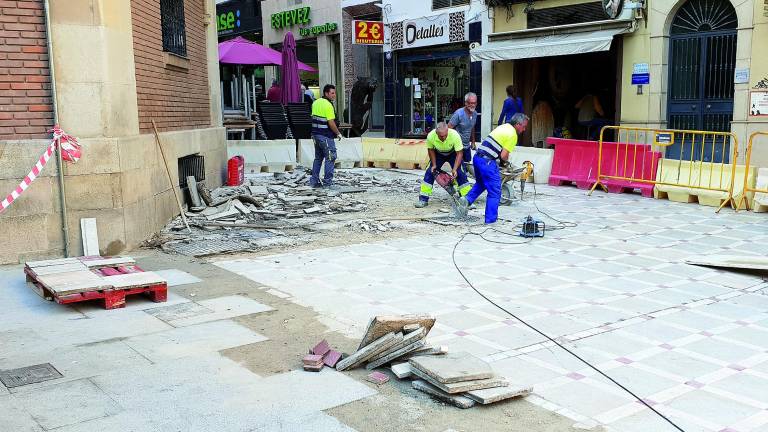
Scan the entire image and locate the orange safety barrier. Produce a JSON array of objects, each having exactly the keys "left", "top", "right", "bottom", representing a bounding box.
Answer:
[
  {"left": 736, "top": 132, "right": 768, "bottom": 211},
  {"left": 589, "top": 126, "right": 740, "bottom": 212}
]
